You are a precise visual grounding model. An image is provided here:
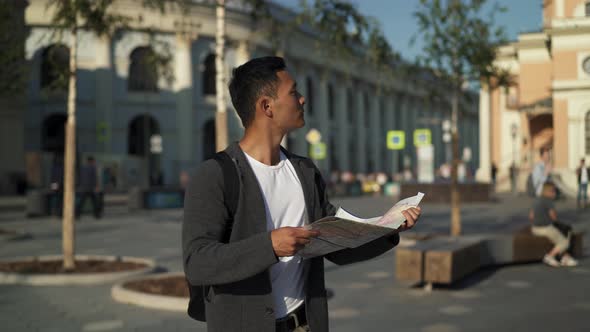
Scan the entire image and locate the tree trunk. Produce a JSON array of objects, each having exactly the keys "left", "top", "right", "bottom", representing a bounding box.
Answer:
[
  {"left": 450, "top": 86, "right": 461, "bottom": 236},
  {"left": 487, "top": 80, "right": 493, "bottom": 184},
  {"left": 215, "top": 0, "right": 228, "bottom": 152},
  {"left": 62, "top": 23, "right": 78, "bottom": 270}
]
